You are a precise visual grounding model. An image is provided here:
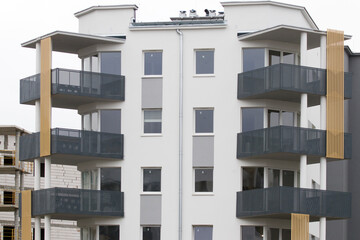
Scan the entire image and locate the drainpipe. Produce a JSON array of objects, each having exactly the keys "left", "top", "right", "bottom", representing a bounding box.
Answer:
[{"left": 176, "top": 29, "right": 183, "bottom": 240}]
